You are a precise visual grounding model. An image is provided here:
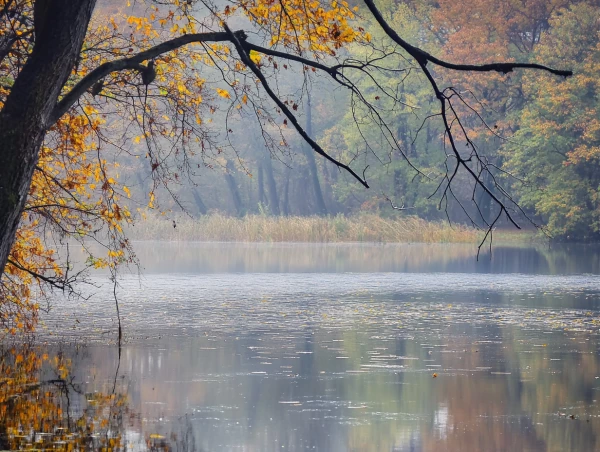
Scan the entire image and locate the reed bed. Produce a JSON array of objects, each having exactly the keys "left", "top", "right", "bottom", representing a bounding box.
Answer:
[{"left": 128, "top": 213, "right": 482, "bottom": 243}]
